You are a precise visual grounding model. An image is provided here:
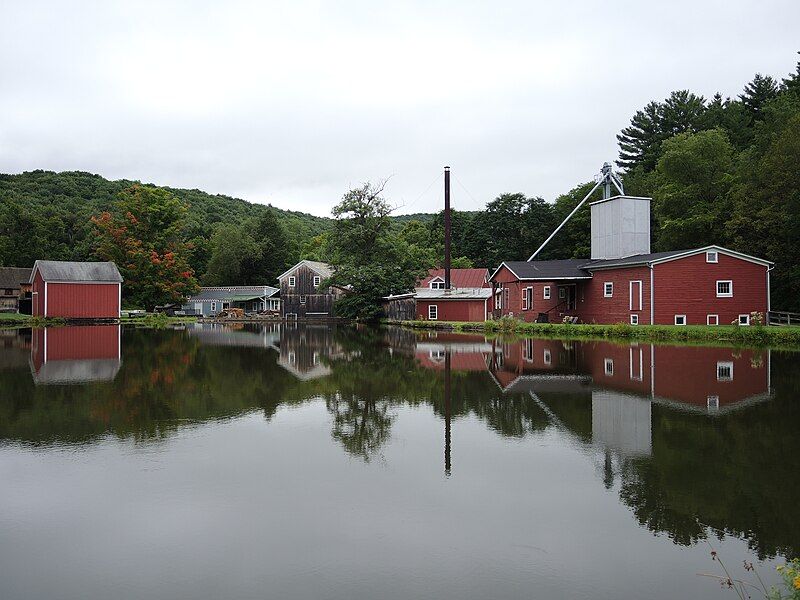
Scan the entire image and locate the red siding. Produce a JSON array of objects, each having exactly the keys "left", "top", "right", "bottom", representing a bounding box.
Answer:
[
  {"left": 653, "top": 346, "right": 768, "bottom": 407},
  {"left": 30, "top": 325, "right": 121, "bottom": 374},
  {"left": 652, "top": 253, "right": 768, "bottom": 325},
  {"left": 32, "top": 271, "right": 45, "bottom": 316},
  {"left": 585, "top": 341, "right": 652, "bottom": 396},
  {"left": 45, "top": 282, "right": 120, "bottom": 318},
  {"left": 580, "top": 266, "right": 652, "bottom": 324},
  {"left": 417, "top": 299, "right": 488, "bottom": 322}
]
